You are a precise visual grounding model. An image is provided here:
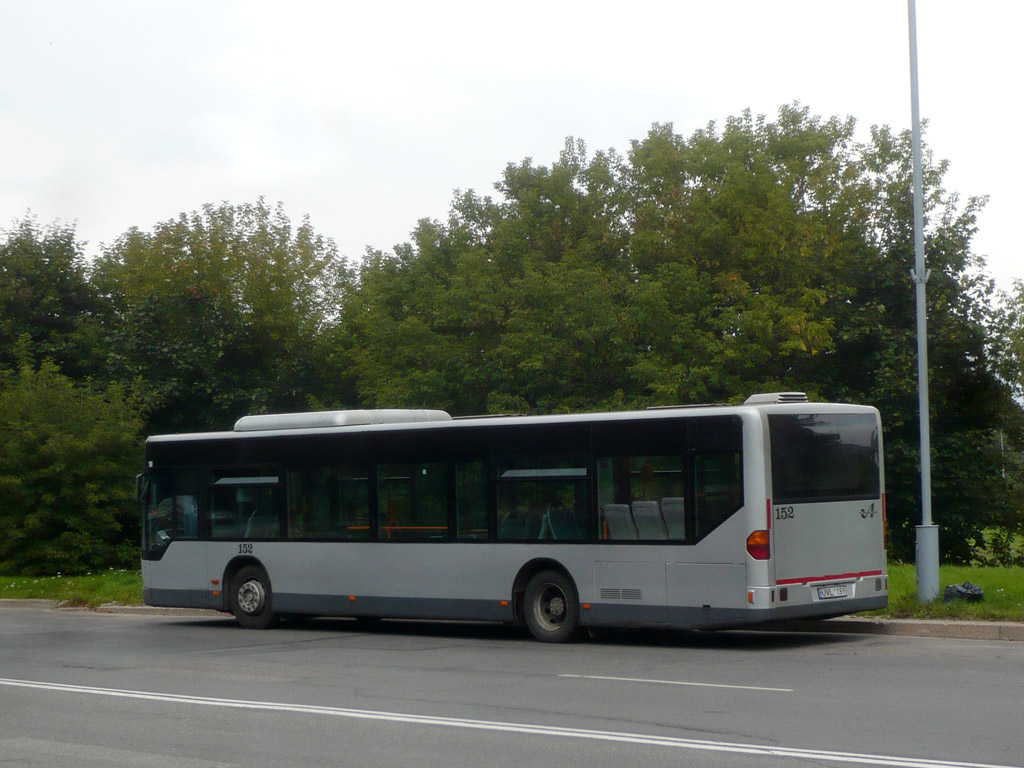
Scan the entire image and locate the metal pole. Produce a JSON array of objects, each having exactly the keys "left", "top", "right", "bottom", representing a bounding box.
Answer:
[{"left": 908, "top": 0, "right": 940, "bottom": 602}]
